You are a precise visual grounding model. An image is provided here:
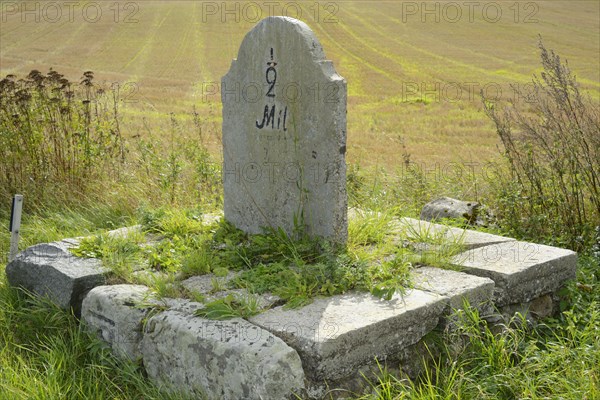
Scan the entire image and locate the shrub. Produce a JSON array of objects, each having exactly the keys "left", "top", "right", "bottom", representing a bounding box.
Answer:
[{"left": 483, "top": 39, "right": 600, "bottom": 250}]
